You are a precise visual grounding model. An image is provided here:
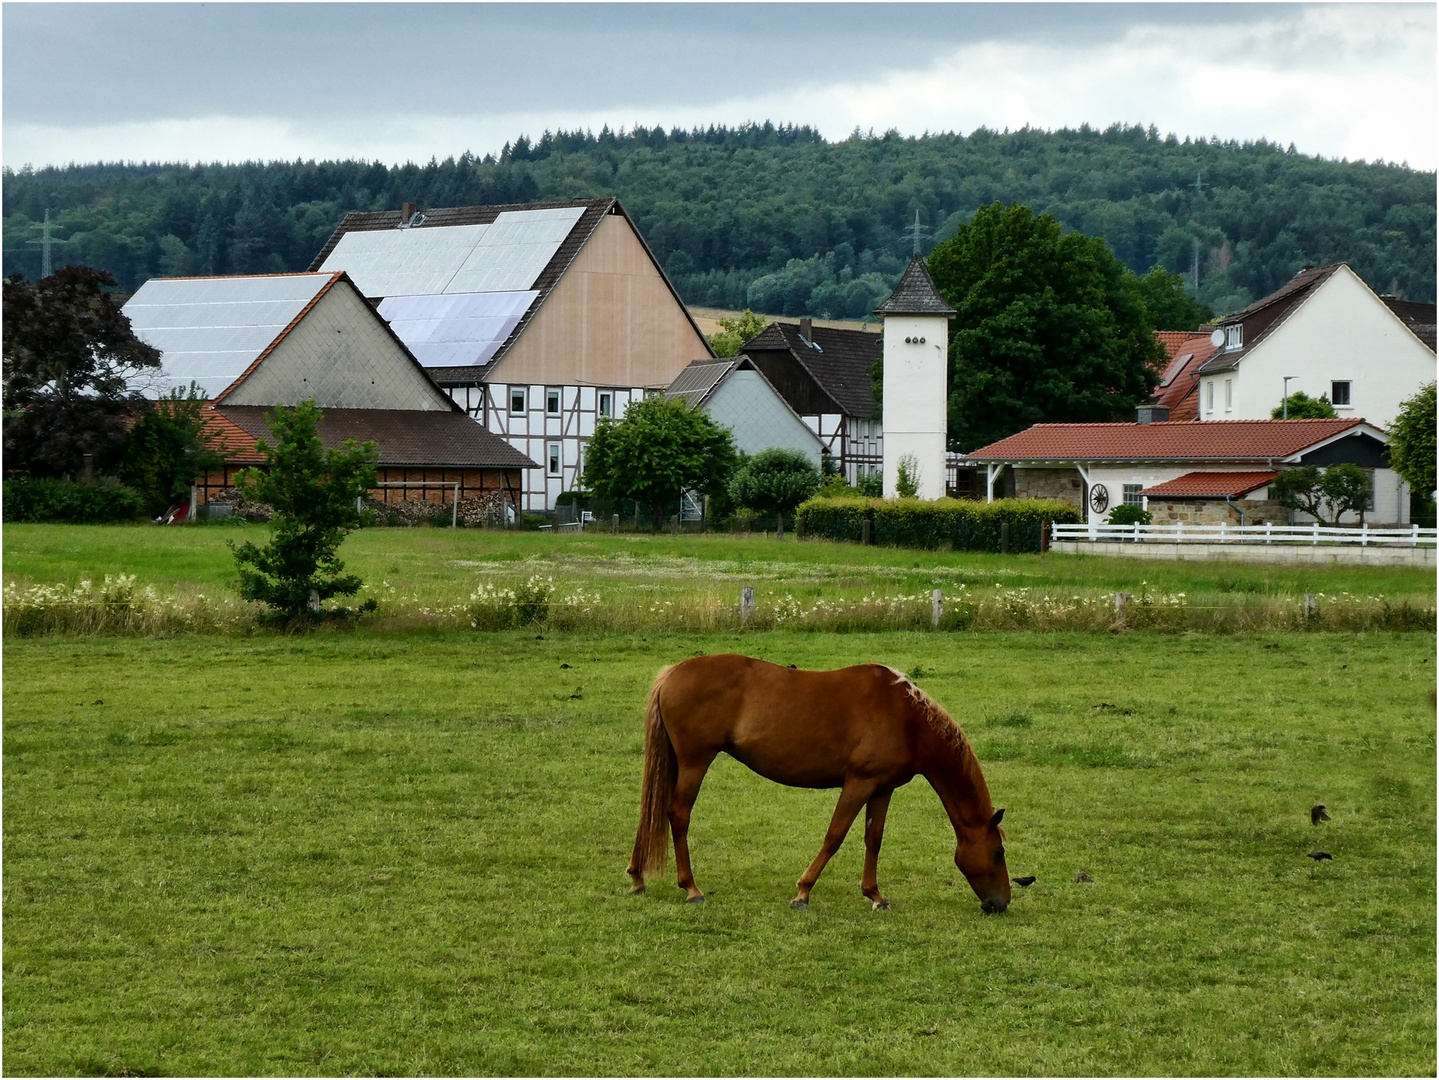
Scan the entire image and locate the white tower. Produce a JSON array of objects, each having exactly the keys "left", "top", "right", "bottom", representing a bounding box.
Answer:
[{"left": 875, "top": 253, "right": 955, "bottom": 499}]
